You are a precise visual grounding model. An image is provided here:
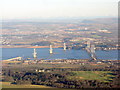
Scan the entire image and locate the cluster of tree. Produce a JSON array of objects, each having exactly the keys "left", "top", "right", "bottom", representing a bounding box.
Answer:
[
  {"left": 31, "top": 41, "right": 51, "bottom": 46},
  {"left": 2, "top": 68, "right": 120, "bottom": 88},
  {"left": 72, "top": 45, "right": 86, "bottom": 50},
  {"left": 45, "top": 66, "right": 119, "bottom": 72}
]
